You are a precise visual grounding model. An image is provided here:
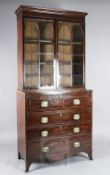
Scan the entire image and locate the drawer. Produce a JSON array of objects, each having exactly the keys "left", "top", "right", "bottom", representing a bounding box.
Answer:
[
  {"left": 27, "top": 110, "right": 91, "bottom": 126},
  {"left": 28, "top": 135, "right": 91, "bottom": 160},
  {"left": 27, "top": 122, "right": 91, "bottom": 140},
  {"left": 28, "top": 138, "right": 69, "bottom": 154},
  {"left": 26, "top": 91, "right": 92, "bottom": 112}
]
